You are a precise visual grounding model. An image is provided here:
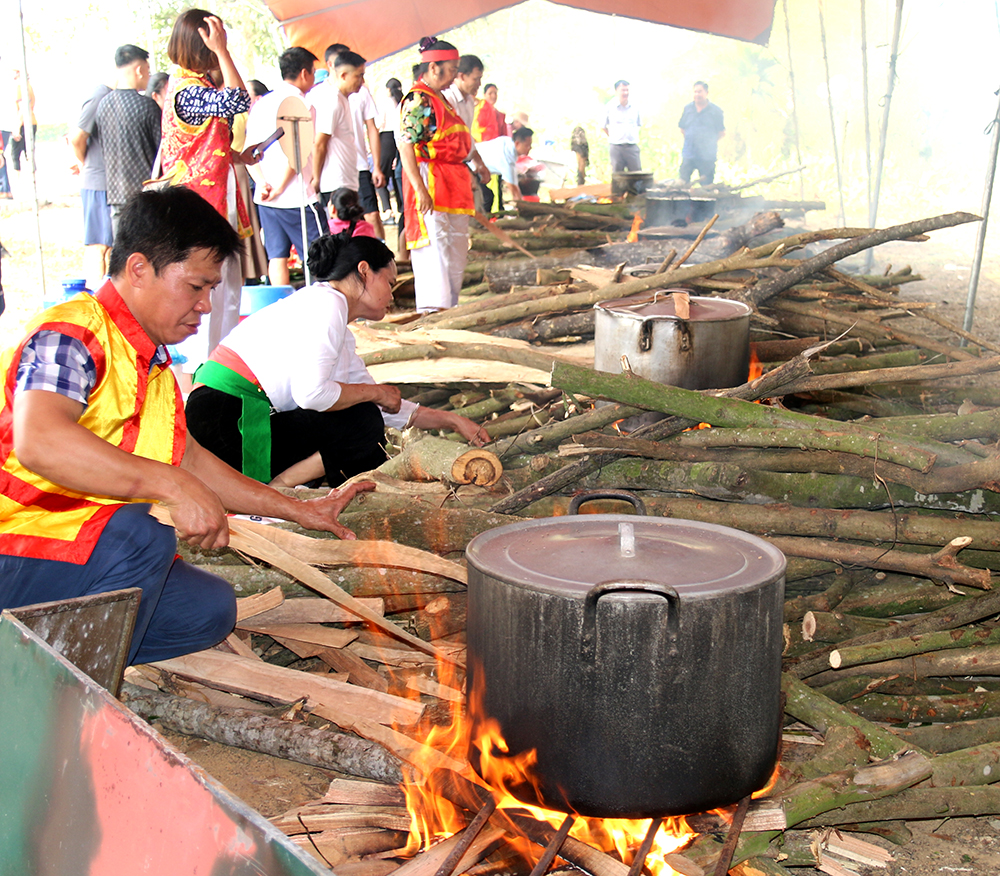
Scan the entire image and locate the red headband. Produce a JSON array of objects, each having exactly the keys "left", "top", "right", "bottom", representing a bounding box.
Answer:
[{"left": 421, "top": 48, "right": 459, "bottom": 62}]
